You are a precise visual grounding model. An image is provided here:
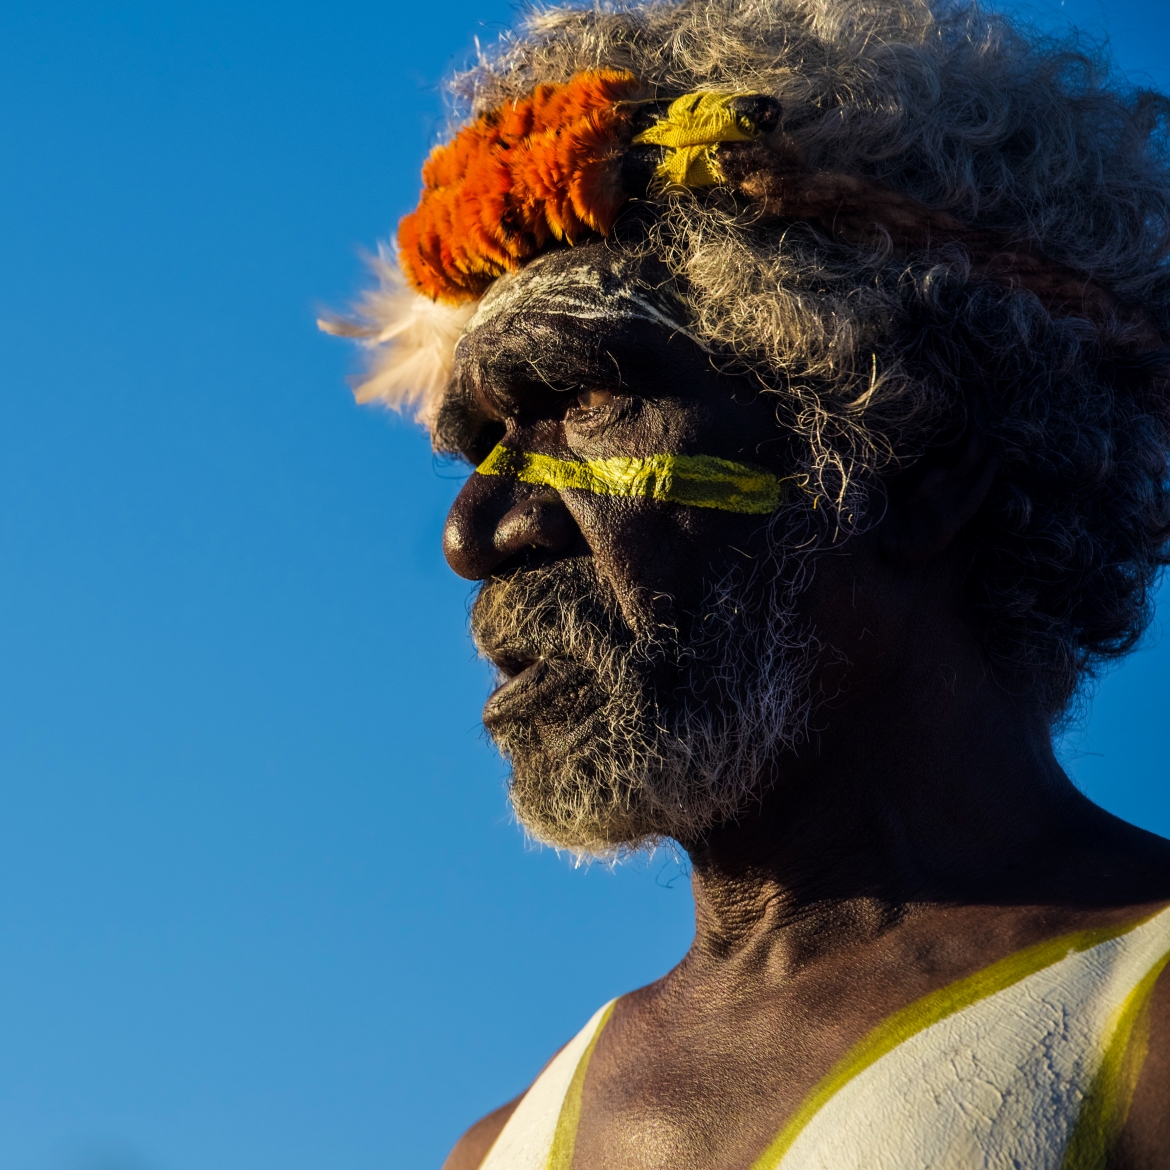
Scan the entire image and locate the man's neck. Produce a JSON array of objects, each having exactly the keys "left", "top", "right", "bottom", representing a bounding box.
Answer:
[{"left": 683, "top": 651, "right": 1163, "bottom": 969}]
